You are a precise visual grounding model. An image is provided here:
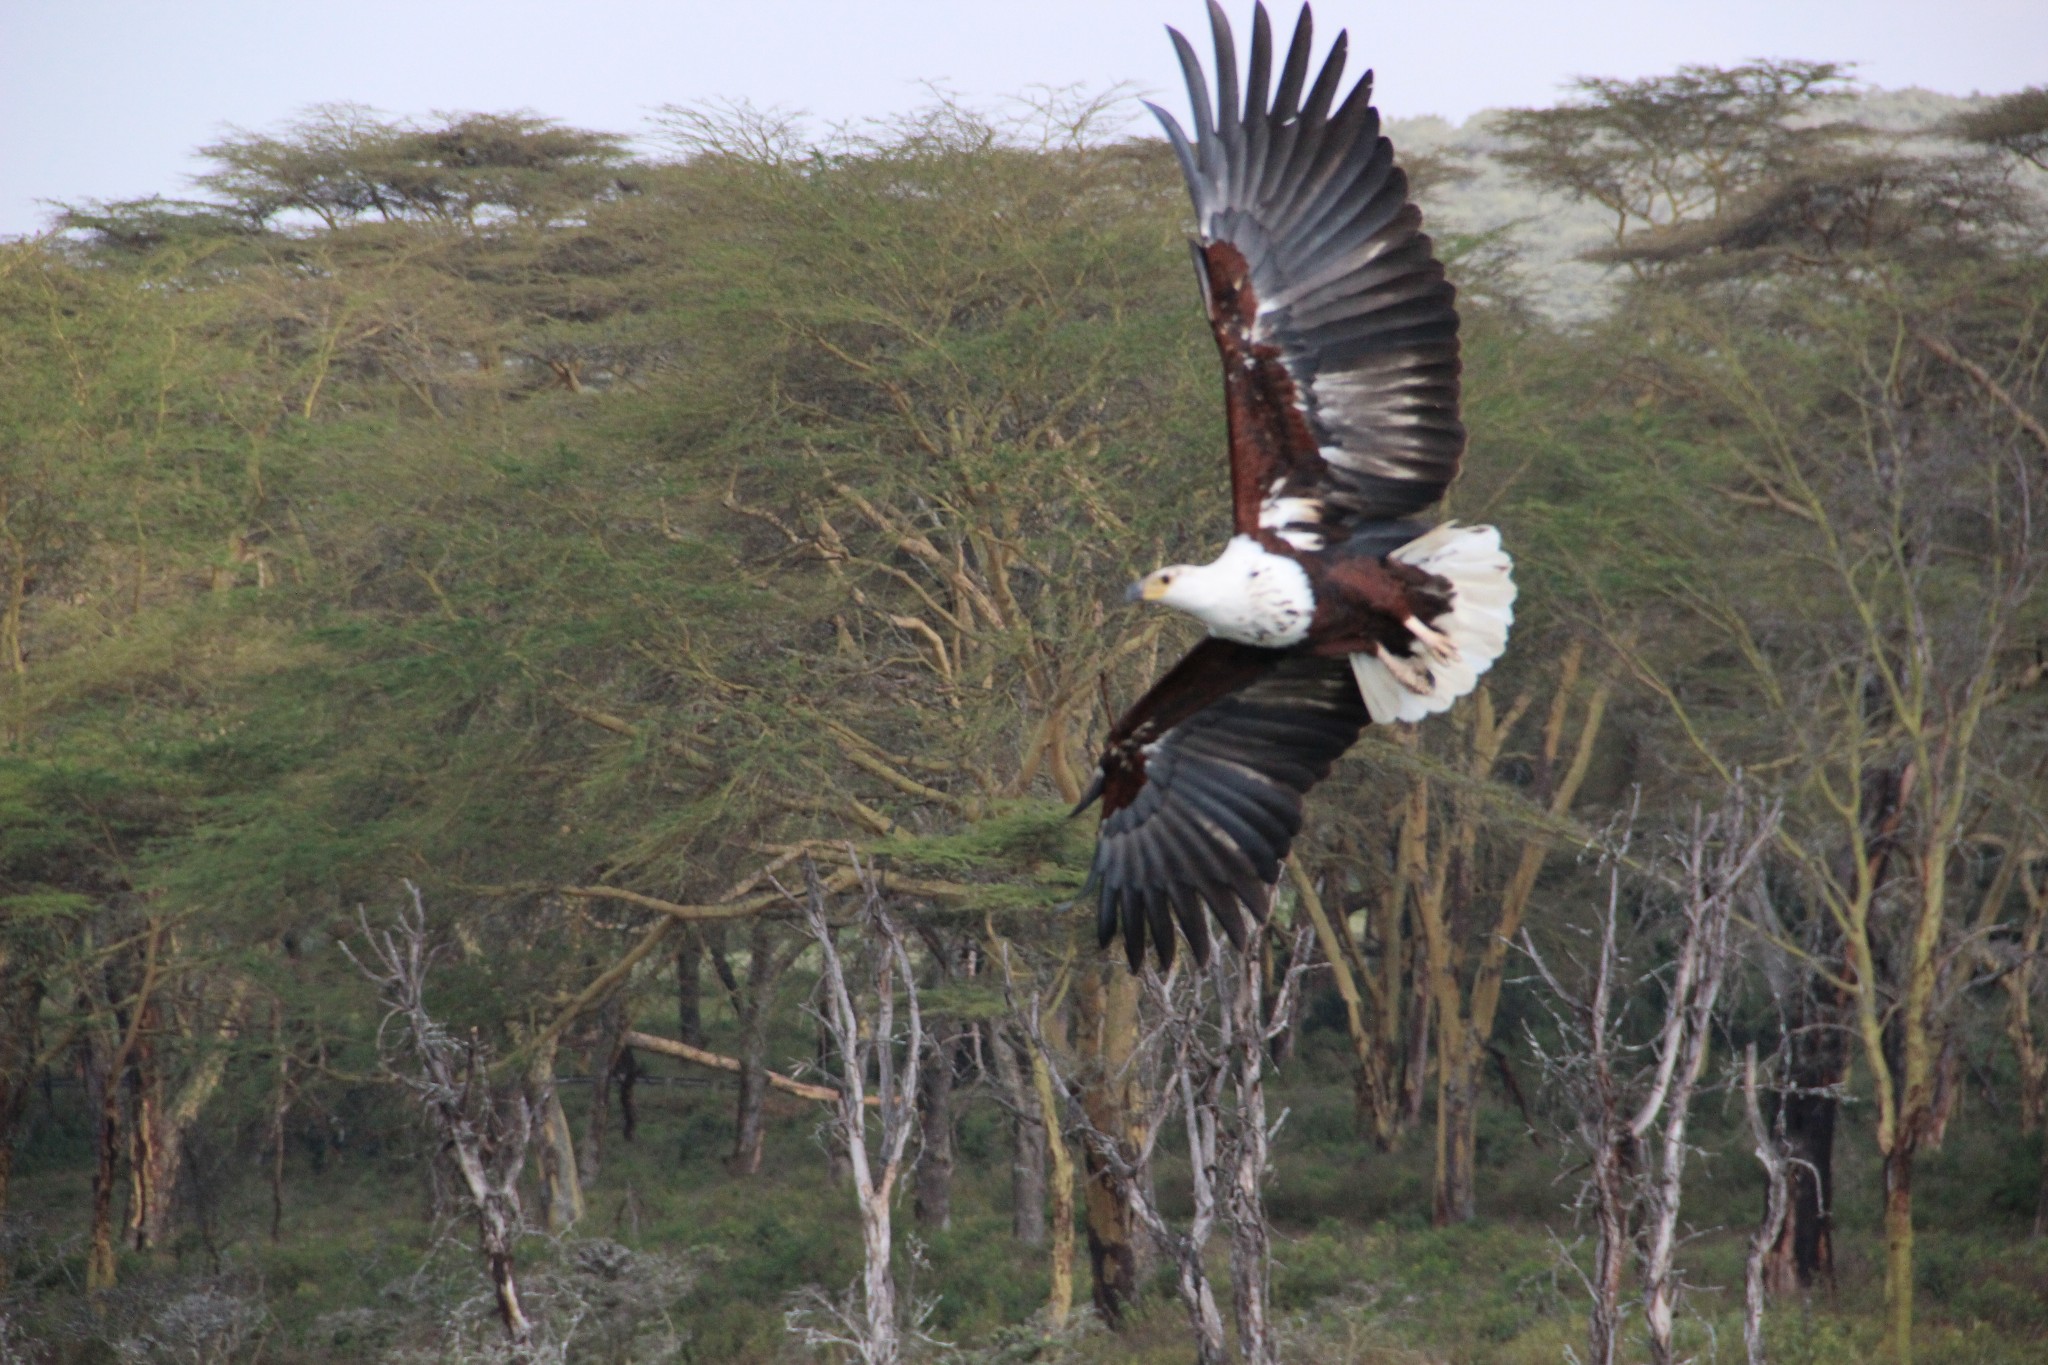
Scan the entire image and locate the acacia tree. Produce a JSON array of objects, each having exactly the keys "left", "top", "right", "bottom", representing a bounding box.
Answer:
[
  {"left": 1289, "top": 773, "right": 1430, "bottom": 1153},
  {"left": 197, "top": 106, "right": 630, "bottom": 230},
  {"left": 1520, "top": 64, "right": 2047, "bottom": 1349},
  {"left": 1423, "top": 655, "right": 1613, "bottom": 1225},
  {"left": 124, "top": 970, "right": 253, "bottom": 1252},
  {"left": 1948, "top": 86, "right": 2048, "bottom": 172},
  {"left": 1496, "top": 60, "right": 1855, "bottom": 253},
  {"left": 643, "top": 94, "right": 1218, "bottom": 1317},
  {"left": 0, "top": 237, "right": 303, "bottom": 1288},
  {"left": 1630, "top": 273, "right": 2047, "bottom": 1359}
]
